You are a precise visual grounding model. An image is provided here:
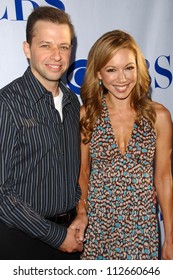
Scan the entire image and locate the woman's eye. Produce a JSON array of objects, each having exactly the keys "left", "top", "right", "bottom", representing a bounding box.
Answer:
[
  {"left": 107, "top": 68, "right": 116, "bottom": 72},
  {"left": 126, "top": 66, "right": 134, "bottom": 70}
]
